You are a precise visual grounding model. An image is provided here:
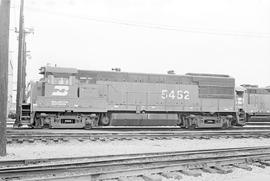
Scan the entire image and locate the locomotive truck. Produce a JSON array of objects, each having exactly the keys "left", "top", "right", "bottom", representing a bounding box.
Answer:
[{"left": 19, "top": 66, "right": 245, "bottom": 129}]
